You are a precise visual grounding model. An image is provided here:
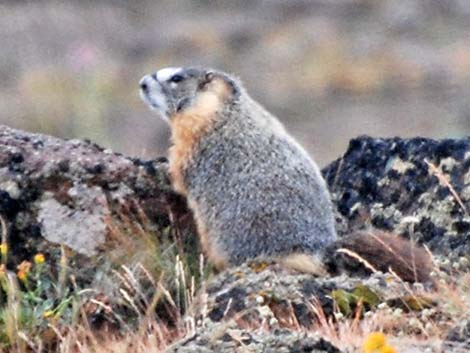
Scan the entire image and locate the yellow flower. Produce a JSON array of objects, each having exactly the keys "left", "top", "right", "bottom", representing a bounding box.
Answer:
[
  {"left": 0, "top": 243, "right": 8, "bottom": 258},
  {"left": 363, "top": 332, "right": 398, "bottom": 353},
  {"left": 43, "top": 310, "right": 54, "bottom": 318},
  {"left": 364, "top": 332, "right": 387, "bottom": 353},
  {"left": 34, "top": 253, "right": 46, "bottom": 264},
  {"left": 18, "top": 270, "right": 28, "bottom": 282},
  {"left": 381, "top": 345, "right": 397, "bottom": 353},
  {"left": 17, "top": 260, "right": 32, "bottom": 282}
]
